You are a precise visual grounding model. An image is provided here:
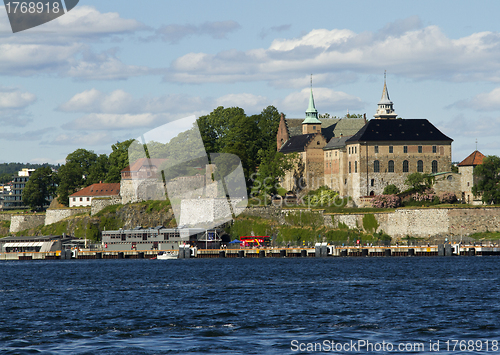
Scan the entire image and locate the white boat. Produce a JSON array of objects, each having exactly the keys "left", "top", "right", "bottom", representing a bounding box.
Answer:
[{"left": 156, "top": 251, "right": 177, "bottom": 260}]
